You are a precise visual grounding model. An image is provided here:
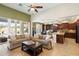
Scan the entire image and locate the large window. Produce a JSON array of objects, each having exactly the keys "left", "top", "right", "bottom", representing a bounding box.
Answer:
[
  {"left": 10, "top": 20, "right": 15, "bottom": 35},
  {"left": 16, "top": 21, "right": 21, "bottom": 35},
  {"left": 0, "top": 18, "right": 8, "bottom": 37},
  {"left": 23, "top": 22, "right": 30, "bottom": 35},
  {"left": 0, "top": 17, "right": 30, "bottom": 37},
  {"left": 23, "top": 22, "right": 28, "bottom": 34}
]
